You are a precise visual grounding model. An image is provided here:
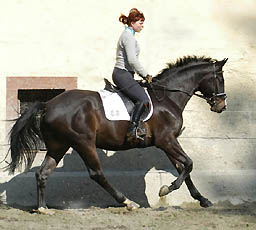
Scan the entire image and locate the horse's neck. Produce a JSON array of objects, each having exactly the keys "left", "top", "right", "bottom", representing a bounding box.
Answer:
[
  {"left": 151, "top": 63, "right": 211, "bottom": 111},
  {"left": 149, "top": 85, "right": 191, "bottom": 113},
  {"left": 163, "top": 68, "right": 206, "bottom": 111},
  {"left": 167, "top": 92, "right": 191, "bottom": 111},
  {"left": 164, "top": 77, "right": 195, "bottom": 111}
]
